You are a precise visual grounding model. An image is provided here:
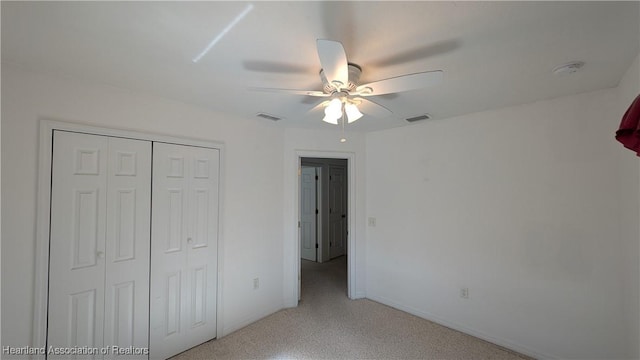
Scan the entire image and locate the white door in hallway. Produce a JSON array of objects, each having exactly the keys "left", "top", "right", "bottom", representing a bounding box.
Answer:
[
  {"left": 48, "top": 131, "right": 151, "bottom": 359},
  {"left": 329, "top": 165, "right": 346, "bottom": 259},
  {"left": 300, "top": 166, "right": 317, "bottom": 262},
  {"left": 150, "top": 143, "right": 219, "bottom": 360}
]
